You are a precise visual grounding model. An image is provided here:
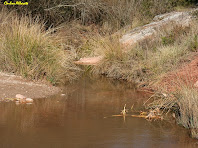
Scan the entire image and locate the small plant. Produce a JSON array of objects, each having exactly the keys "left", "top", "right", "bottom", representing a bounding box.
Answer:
[
  {"left": 192, "top": 10, "right": 198, "bottom": 18},
  {"left": 121, "top": 104, "right": 128, "bottom": 115},
  {"left": 161, "top": 35, "right": 174, "bottom": 45},
  {"left": 189, "top": 35, "right": 198, "bottom": 51}
]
